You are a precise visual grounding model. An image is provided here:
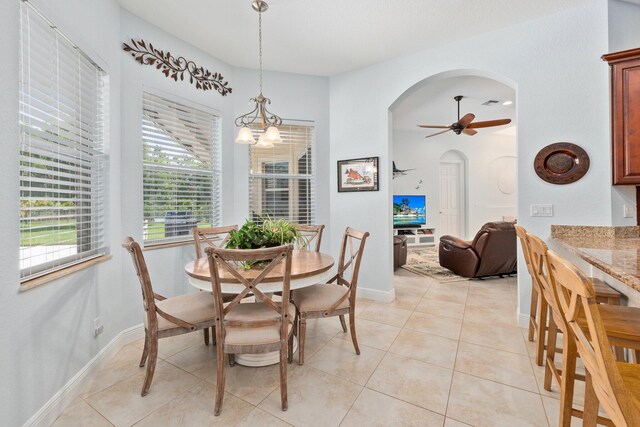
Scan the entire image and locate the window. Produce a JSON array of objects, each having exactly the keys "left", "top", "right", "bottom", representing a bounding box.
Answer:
[
  {"left": 249, "top": 124, "right": 315, "bottom": 224},
  {"left": 142, "top": 92, "right": 221, "bottom": 244},
  {"left": 19, "top": 2, "right": 108, "bottom": 281}
]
